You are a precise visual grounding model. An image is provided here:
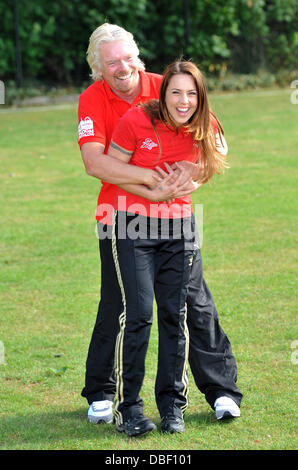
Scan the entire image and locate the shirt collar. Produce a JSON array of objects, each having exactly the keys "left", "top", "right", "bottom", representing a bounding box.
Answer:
[{"left": 138, "top": 71, "right": 150, "bottom": 97}]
